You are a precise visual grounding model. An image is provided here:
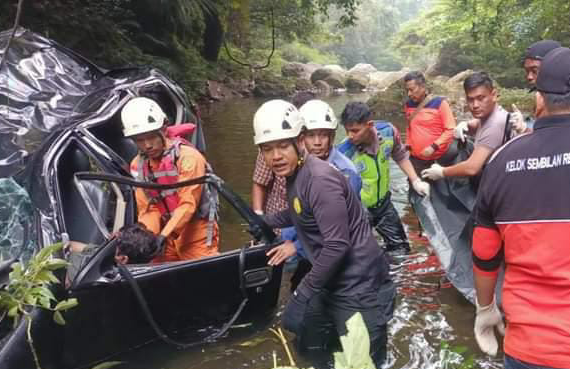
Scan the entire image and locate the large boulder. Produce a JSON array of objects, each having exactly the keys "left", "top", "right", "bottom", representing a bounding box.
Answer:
[
  {"left": 310, "top": 65, "right": 347, "bottom": 89},
  {"left": 429, "top": 41, "right": 475, "bottom": 77},
  {"left": 446, "top": 69, "right": 475, "bottom": 88},
  {"left": 367, "top": 84, "right": 406, "bottom": 118},
  {"left": 205, "top": 80, "right": 241, "bottom": 101},
  {"left": 281, "top": 62, "right": 319, "bottom": 80},
  {"left": 366, "top": 74, "right": 408, "bottom": 118},
  {"left": 313, "top": 80, "right": 332, "bottom": 94},
  {"left": 305, "top": 62, "right": 322, "bottom": 77},
  {"left": 346, "top": 72, "right": 369, "bottom": 92},
  {"left": 368, "top": 69, "right": 409, "bottom": 90},
  {"left": 253, "top": 75, "right": 294, "bottom": 98},
  {"left": 294, "top": 78, "right": 313, "bottom": 91},
  {"left": 348, "top": 63, "right": 378, "bottom": 75},
  {"left": 346, "top": 63, "right": 376, "bottom": 91}
]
